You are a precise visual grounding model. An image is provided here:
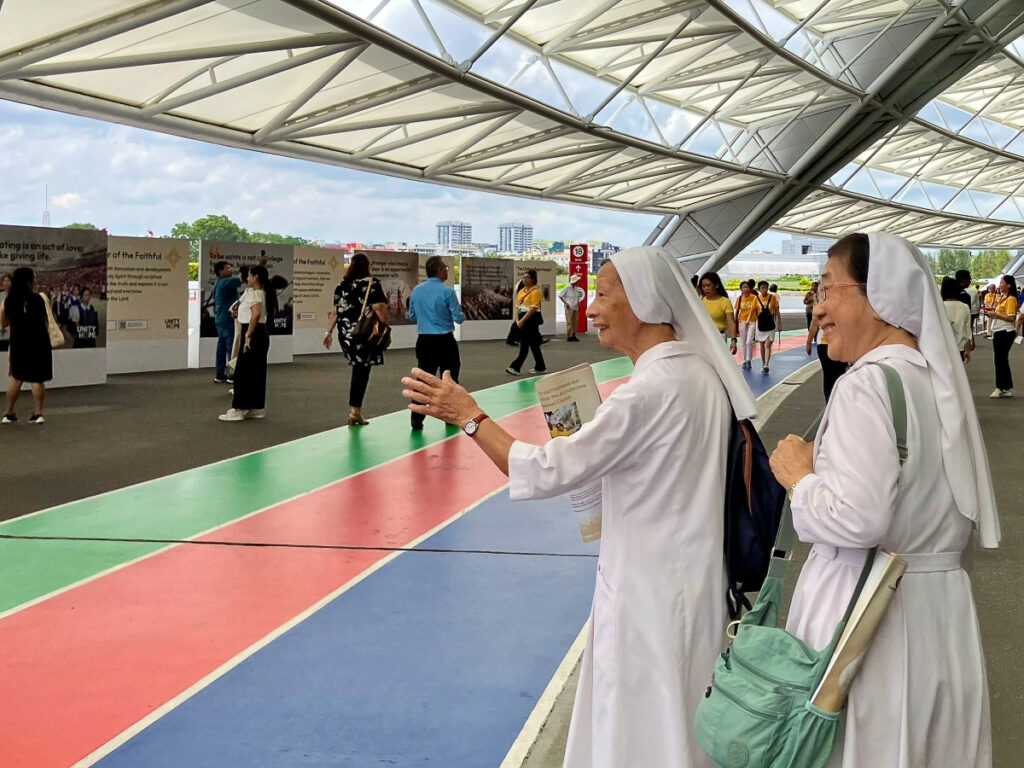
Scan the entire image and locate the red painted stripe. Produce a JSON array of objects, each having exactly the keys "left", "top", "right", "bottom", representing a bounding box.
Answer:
[{"left": 0, "top": 380, "right": 624, "bottom": 768}]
